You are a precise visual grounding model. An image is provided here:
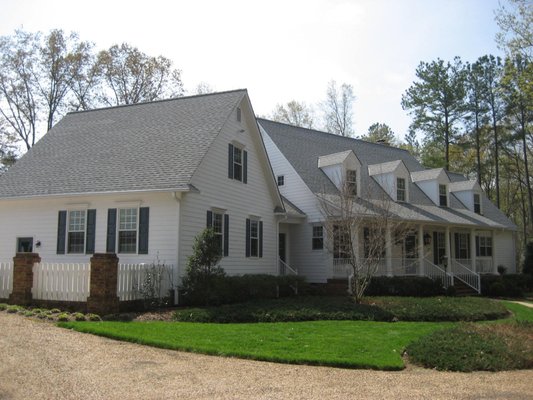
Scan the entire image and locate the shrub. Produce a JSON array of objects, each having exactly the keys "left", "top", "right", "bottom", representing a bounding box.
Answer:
[
  {"left": 523, "top": 241, "right": 533, "bottom": 275},
  {"left": 480, "top": 274, "right": 533, "bottom": 298},
  {"left": 497, "top": 265, "right": 507, "bottom": 275},
  {"left": 406, "top": 322, "right": 533, "bottom": 371},
  {"left": 23, "top": 310, "right": 35, "bottom": 317},
  {"left": 6, "top": 305, "right": 23, "bottom": 313},
  {"left": 86, "top": 313, "right": 102, "bottom": 322},
  {"left": 365, "top": 276, "right": 445, "bottom": 297},
  {"left": 72, "top": 312, "right": 86, "bottom": 321},
  {"left": 56, "top": 313, "right": 70, "bottom": 322},
  {"left": 0, "top": 303, "right": 8, "bottom": 311},
  {"left": 49, "top": 308, "right": 61, "bottom": 314}
]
